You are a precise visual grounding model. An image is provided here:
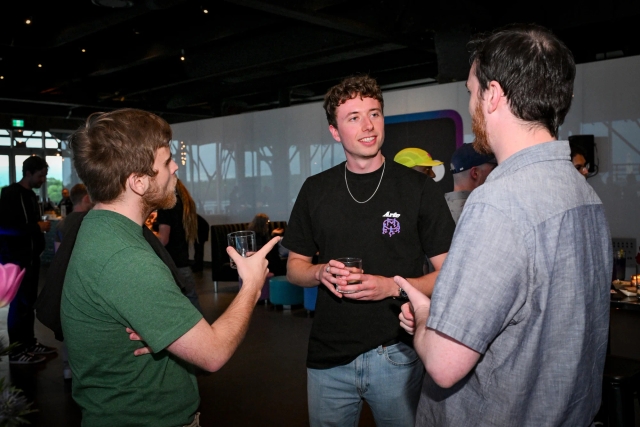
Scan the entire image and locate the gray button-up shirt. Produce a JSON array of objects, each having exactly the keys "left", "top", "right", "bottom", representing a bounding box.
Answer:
[{"left": 419, "top": 141, "right": 612, "bottom": 427}]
